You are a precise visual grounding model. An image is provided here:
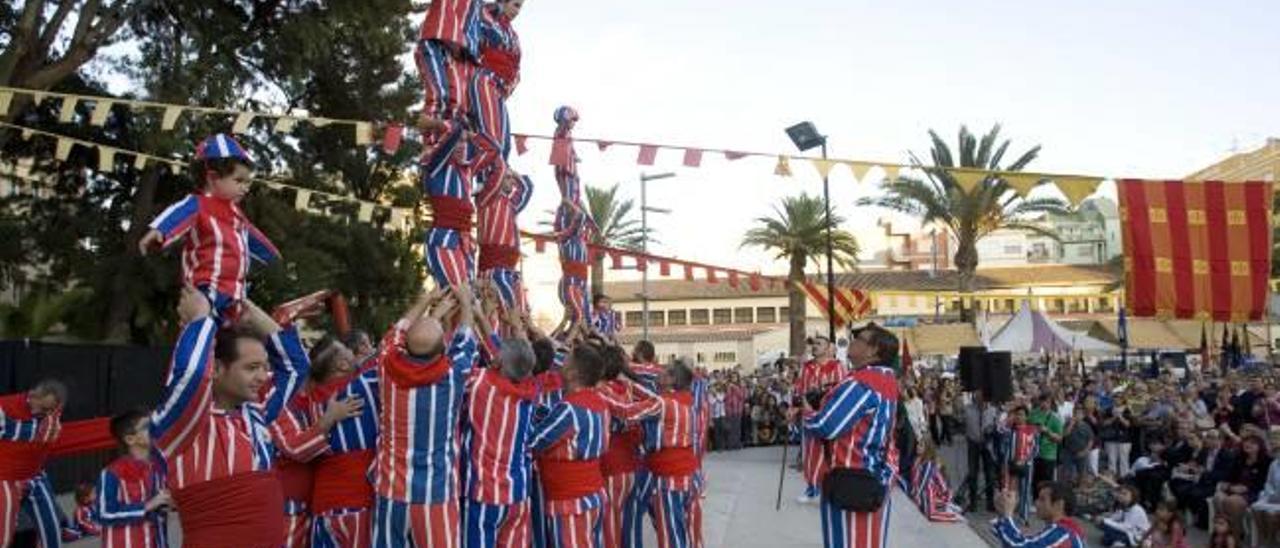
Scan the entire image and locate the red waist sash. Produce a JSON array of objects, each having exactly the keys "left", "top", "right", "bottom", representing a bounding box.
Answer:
[
  {"left": 276, "top": 459, "right": 313, "bottom": 503},
  {"left": 645, "top": 447, "right": 698, "bottom": 478},
  {"left": 538, "top": 458, "right": 604, "bottom": 501},
  {"left": 479, "top": 244, "right": 521, "bottom": 271},
  {"left": 601, "top": 430, "right": 642, "bottom": 476},
  {"left": 429, "top": 196, "right": 475, "bottom": 232},
  {"left": 479, "top": 49, "right": 519, "bottom": 87},
  {"left": 561, "top": 261, "right": 589, "bottom": 280},
  {"left": 311, "top": 450, "right": 375, "bottom": 514},
  {"left": 173, "top": 470, "right": 284, "bottom": 548},
  {"left": 0, "top": 441, "right": 50, "bottom": 481}
]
